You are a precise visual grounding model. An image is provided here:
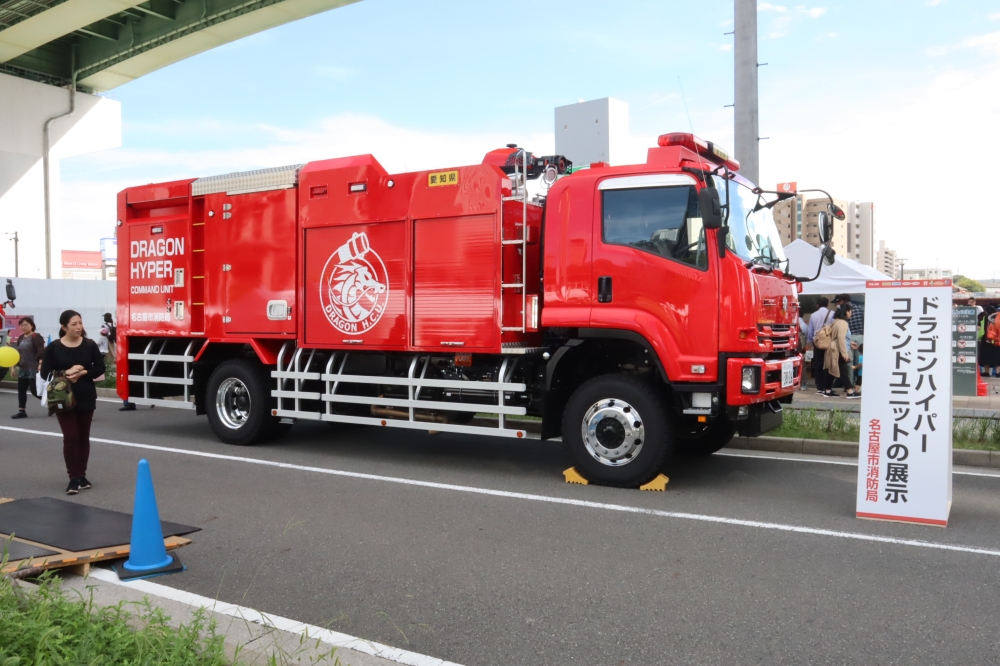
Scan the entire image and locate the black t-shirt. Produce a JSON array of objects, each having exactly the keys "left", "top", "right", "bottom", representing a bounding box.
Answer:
[{"left": 40, "top": 338, "right": 106, "bottom": 411}]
